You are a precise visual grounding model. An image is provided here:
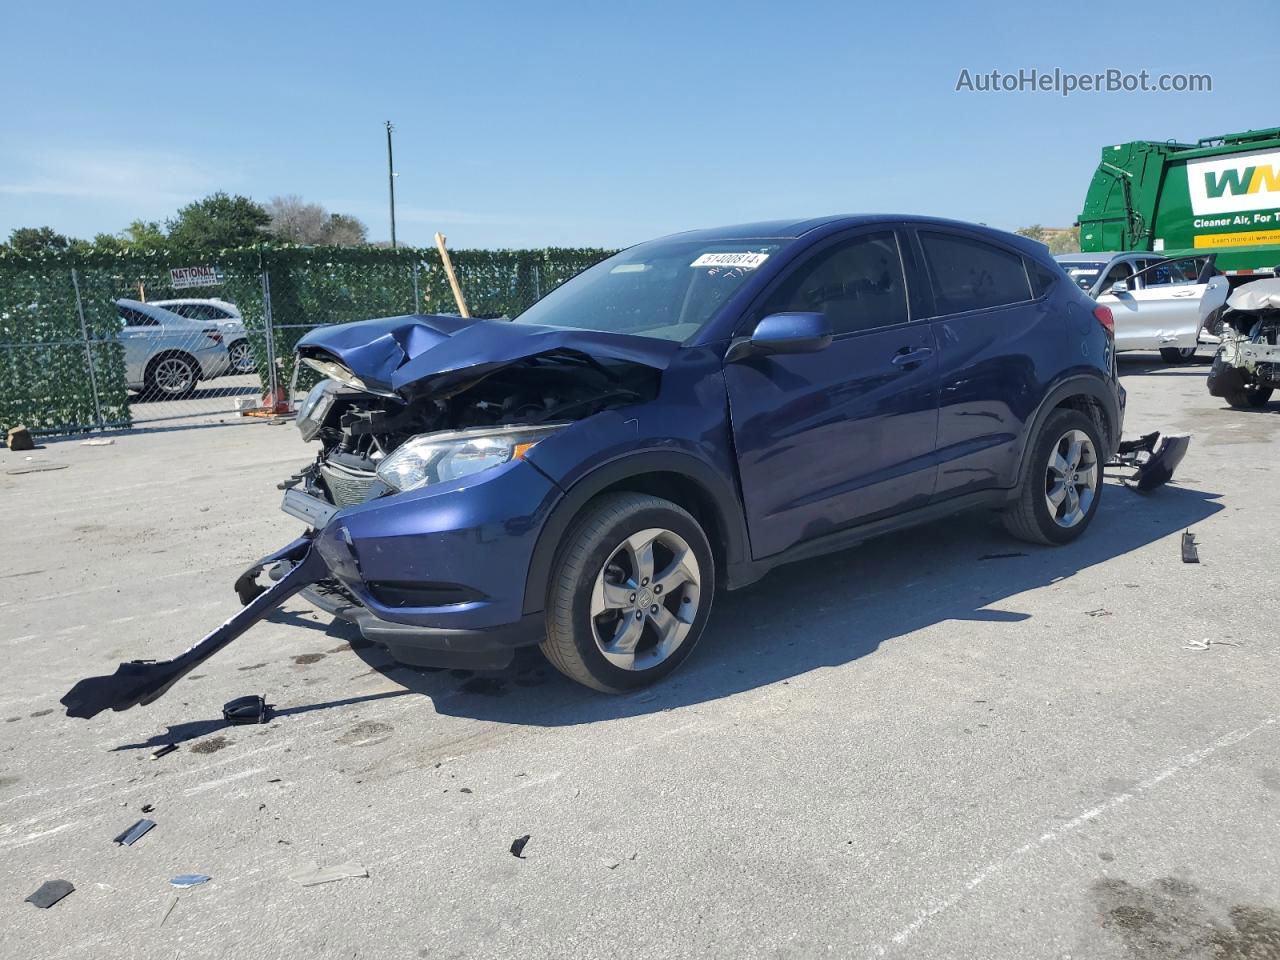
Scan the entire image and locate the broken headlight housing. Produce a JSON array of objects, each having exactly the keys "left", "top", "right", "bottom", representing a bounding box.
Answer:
[{"left": 375, "top": 425, "right": 565, "bottom": 492}]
